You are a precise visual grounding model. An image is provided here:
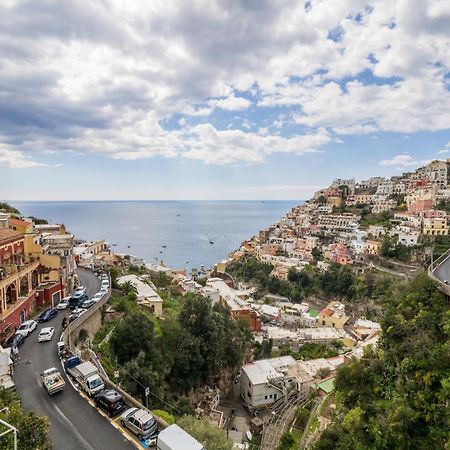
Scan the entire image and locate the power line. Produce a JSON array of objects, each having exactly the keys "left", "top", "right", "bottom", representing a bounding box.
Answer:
[{"left": 95, "top": 344, "right": 182, "bottom": 415}]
